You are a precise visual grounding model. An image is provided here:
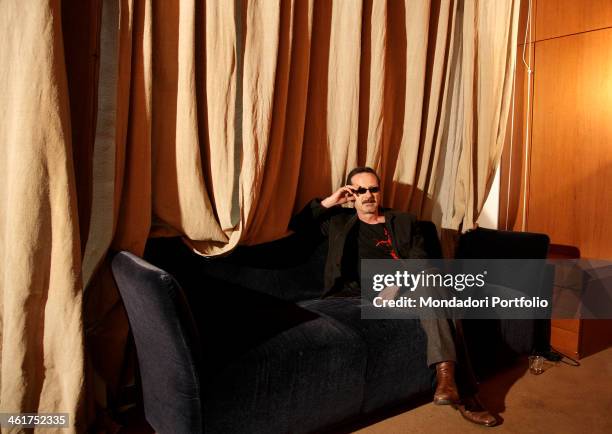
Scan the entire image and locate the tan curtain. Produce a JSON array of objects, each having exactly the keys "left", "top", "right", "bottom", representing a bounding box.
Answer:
[
  {"left": 114, "top": 0, "right": 520, "bottom": 257},
  {"left": 0, "top": 0, "right": 85, "bottom": 431},
  {"left": 0, "top": 0, "right": 519, "bottom": 431}
]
